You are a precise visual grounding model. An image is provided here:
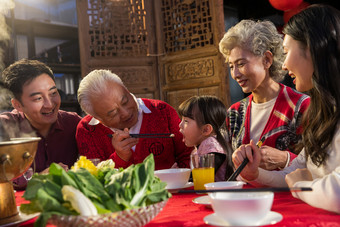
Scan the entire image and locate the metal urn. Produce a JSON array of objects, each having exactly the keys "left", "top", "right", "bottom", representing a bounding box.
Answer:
[{"left": 0, "top": 137, "right": 40, "bottom": 225}]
